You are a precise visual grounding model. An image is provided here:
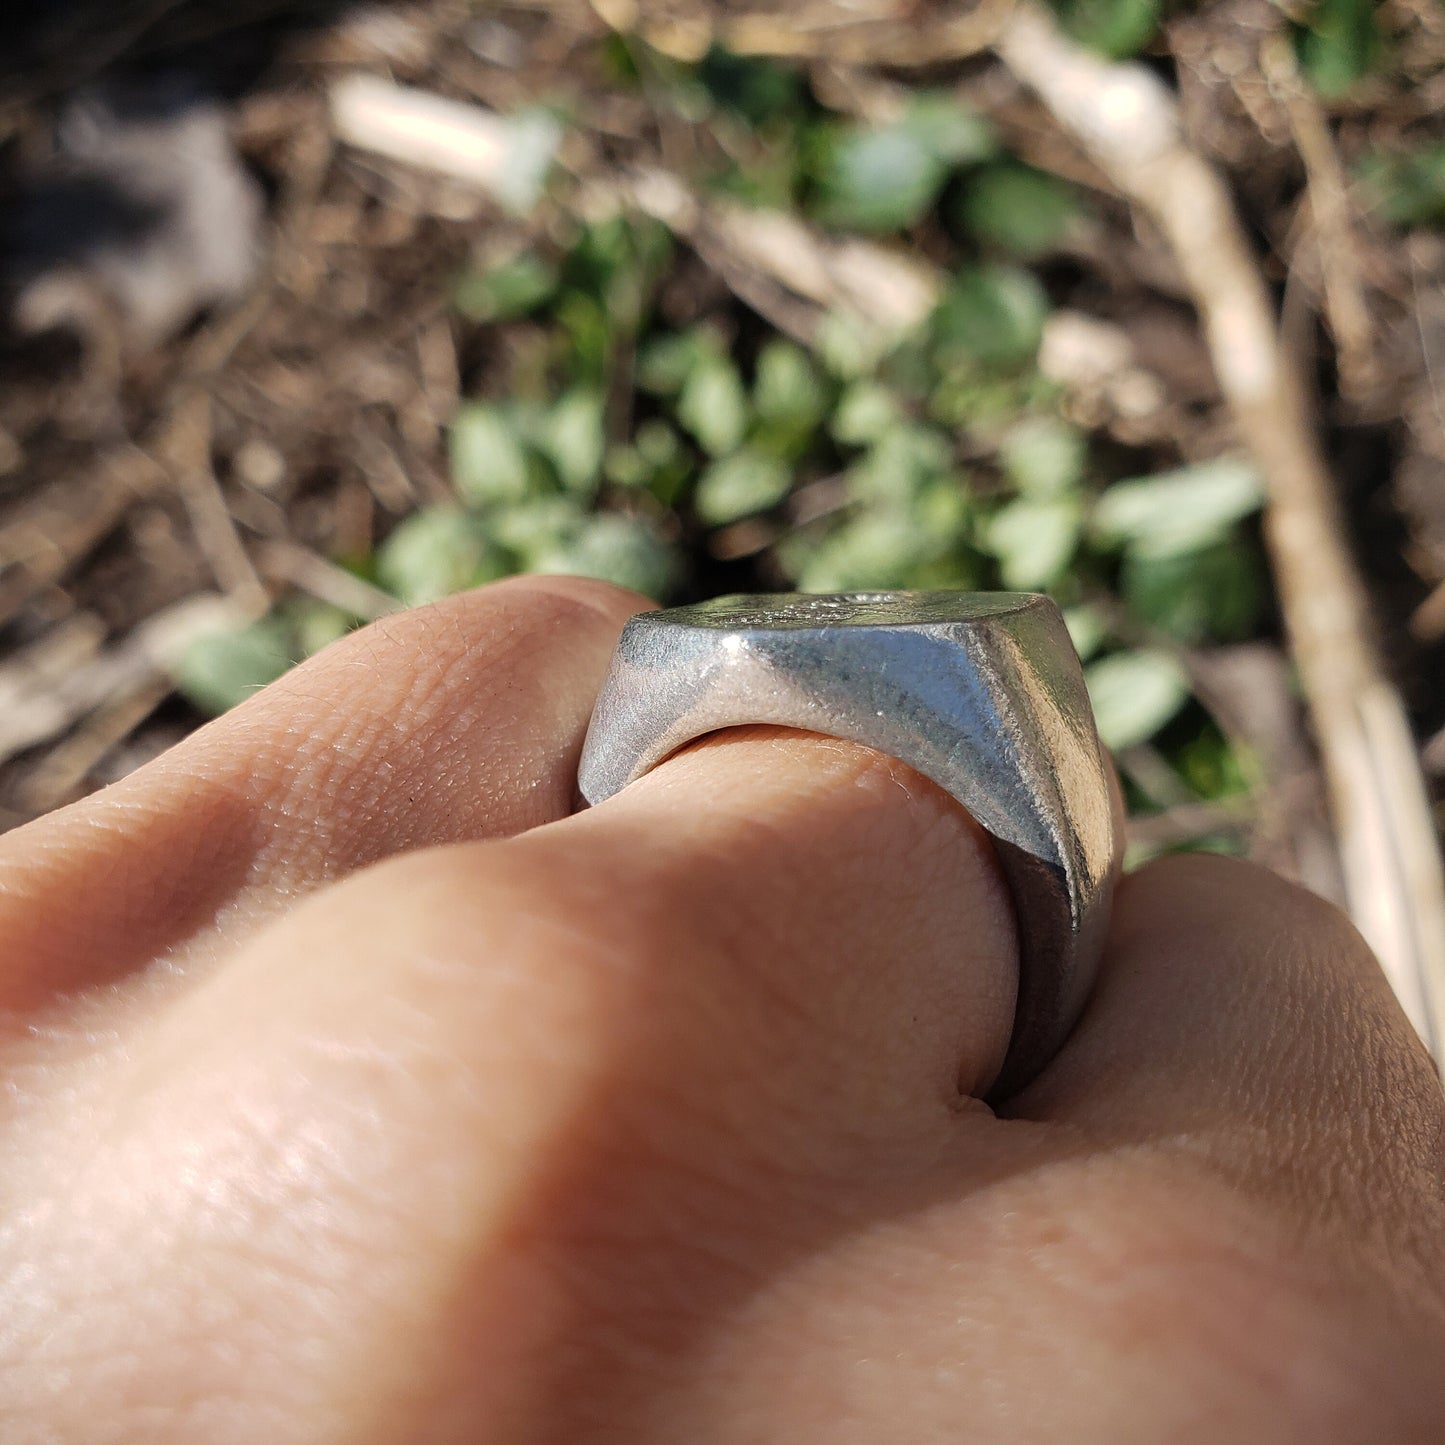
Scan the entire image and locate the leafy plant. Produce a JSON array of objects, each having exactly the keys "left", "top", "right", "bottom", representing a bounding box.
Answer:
[
  {"left": 1085, "top": 648, "right": 1191, "bottom": 751},
  {"left": 986, "top": 496, "right": 1085, "bottom": 590},
  {"left": 376, "top": 509, "right": 508, "bottom": 607},
  {"left": 810, "top": 96, "right": 994, "bottom": 233},
  {"left": 677, "top": 354, "right": 750, "bottom": 456},
  {"left": 1000, "top": 417, "right": 1088, "bottom": 497},
  {"left": 1048, "top": 0, "right": 1160, "bottom": 59},
  {"left": 697, "top": 46, "right": 807, "bottom": 128},
  {"left": 956, "top": 164, "right": 1082, "bottom": 259},
  {"left": 1358, "top": 141, "right": 1445, "bottom": 228},
  {"left": 449, "top": 403, "right": 535, "bottom": 508},
  {"left": 175, "top": 36, "right": 1279, "bottom": 859},
  {"left": 930, "top": 265, "right": 1052, "bottom": 372},
  {"left": 1295, "top": 0, "right": 1386, "bottom": 98},
  {"left": 695, "top": 449, "right": 793, "bottom": 524},
  {"left": 1091, "top": 457, "right": 1263, "bottom": 557},
  {"left": 453, "top": 253, "right": 558, "bottom": 323},
  {"left": 173, "top": 617, "right": 295, "bottom": 716}
]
